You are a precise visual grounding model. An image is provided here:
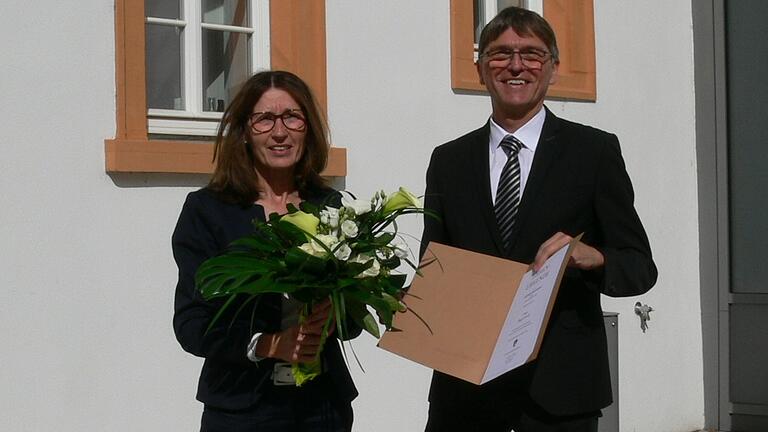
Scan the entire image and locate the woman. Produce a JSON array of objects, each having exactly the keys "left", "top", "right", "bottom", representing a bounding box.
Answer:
[{"left": 172, "top": 71, "right": 358, "bottom": 431}]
